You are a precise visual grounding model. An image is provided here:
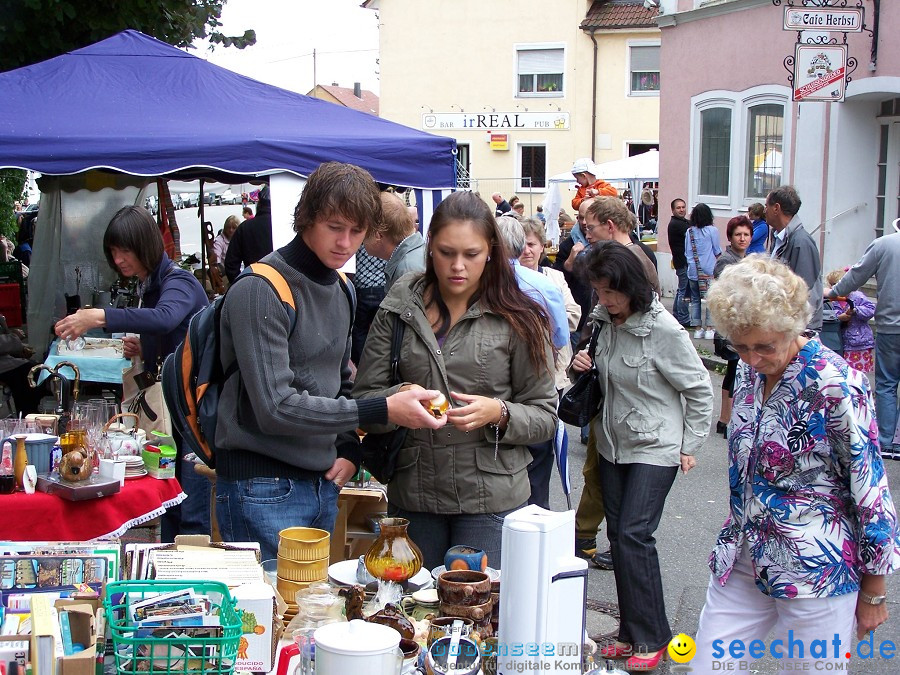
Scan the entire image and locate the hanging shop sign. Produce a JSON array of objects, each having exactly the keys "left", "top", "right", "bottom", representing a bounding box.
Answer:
[
  {"left": 792, "top": 44, "right": 847, "bottom": 102},
  {"left": 422, "top": 112, "right": 570, "bottom": 131},
  {"left": 783, "top": 7, "right": 863, "bottom": 32}
]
